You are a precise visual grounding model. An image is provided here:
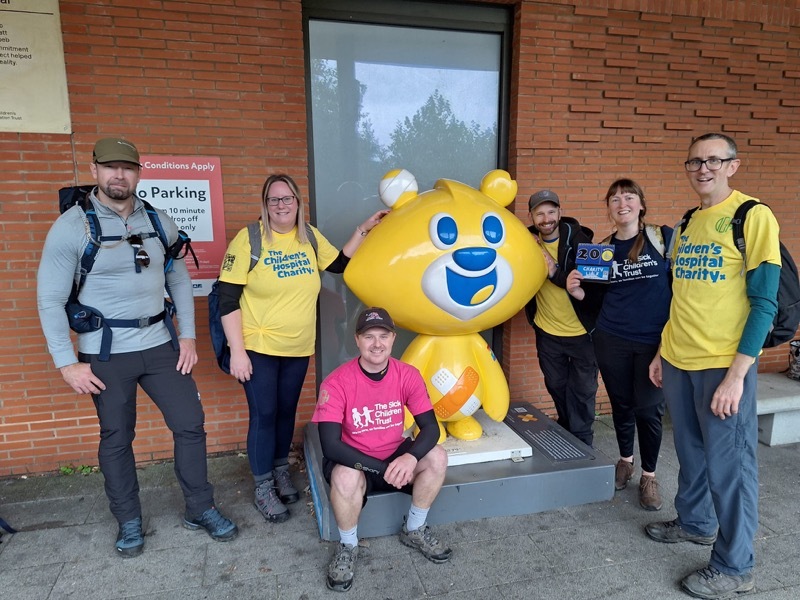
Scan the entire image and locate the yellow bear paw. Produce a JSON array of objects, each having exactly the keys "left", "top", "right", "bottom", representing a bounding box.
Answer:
[{"left": 446, "top": 417, "right": 483, "bottom": 441}]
